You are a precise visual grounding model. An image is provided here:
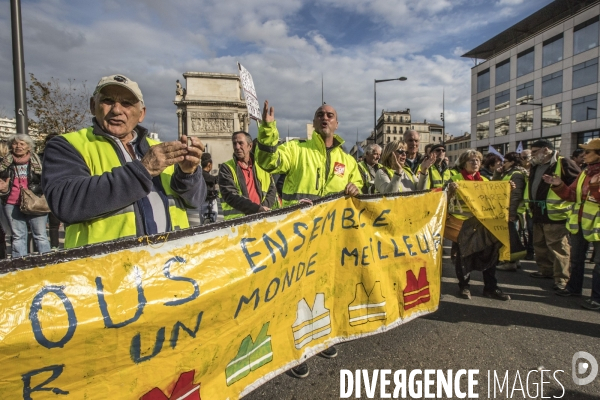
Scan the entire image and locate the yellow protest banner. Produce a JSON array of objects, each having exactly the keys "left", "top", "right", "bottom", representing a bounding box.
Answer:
[
  {"left": 0, "top": 191, "right": 446, "bottom": 400},
  {"left": 454, "top": 180, "right": 512, "bottom": 260}
]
